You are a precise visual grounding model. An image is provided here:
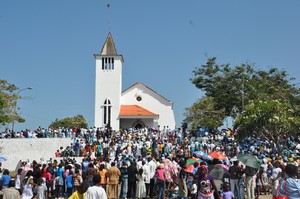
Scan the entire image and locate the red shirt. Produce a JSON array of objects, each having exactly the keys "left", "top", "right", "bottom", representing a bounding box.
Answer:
[
  {"left": 46, "top": 172, "right": 52, "bottom": 183},
  {"left": 40, "top": 168, "right": 47, "bottom": 178}
]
